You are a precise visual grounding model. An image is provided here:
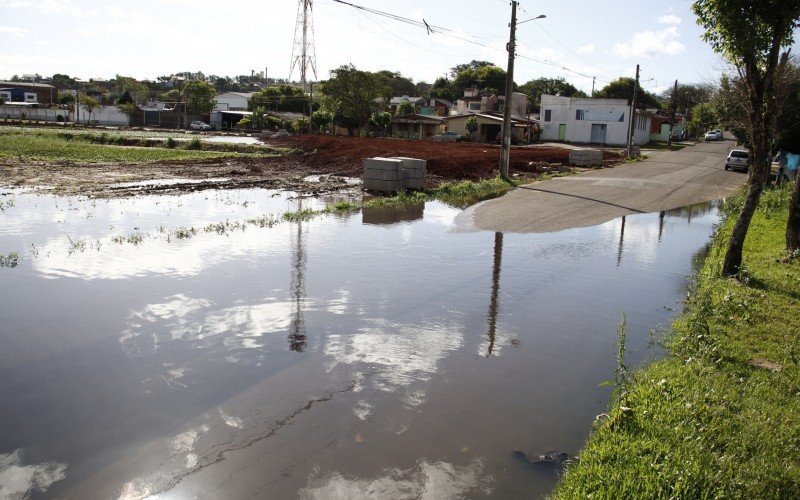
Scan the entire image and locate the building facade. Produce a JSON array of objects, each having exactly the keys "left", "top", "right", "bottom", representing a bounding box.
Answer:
[{"left": 540, "top": 94, "right": 651, "bottom": 146}]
